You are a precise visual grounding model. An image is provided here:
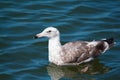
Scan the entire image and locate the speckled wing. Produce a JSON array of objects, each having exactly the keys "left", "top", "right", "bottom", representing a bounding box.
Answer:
[{"left": 62, "top": 41, "right": 106, "bottom": 64}]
